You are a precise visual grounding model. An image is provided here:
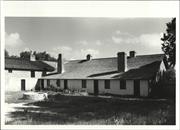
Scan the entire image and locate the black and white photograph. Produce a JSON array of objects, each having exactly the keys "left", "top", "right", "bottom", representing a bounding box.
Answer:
[{"left": 1, "top": 1, "right": 179, "bottom": 129}]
